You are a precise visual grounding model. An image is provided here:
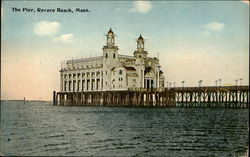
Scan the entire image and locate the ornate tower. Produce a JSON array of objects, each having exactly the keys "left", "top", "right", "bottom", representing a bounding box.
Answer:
[
  {"left": 134, "top": 35, "right": 148, "bottom": 59},
  {"left": 134, "top": 35, "right": 148, "bottom": 88},
  {"left": 106, "top": 28, "right": 115, "bottom": 46},
  {"left": 102, "top": 28, "right": 119, "bottom": 90}
]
